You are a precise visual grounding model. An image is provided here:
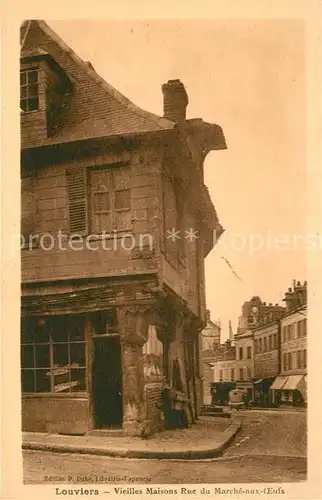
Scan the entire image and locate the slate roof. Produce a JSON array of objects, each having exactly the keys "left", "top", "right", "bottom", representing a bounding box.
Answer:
[{"left": 20, "top": 20, "right": 175, "bottom": 148}]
